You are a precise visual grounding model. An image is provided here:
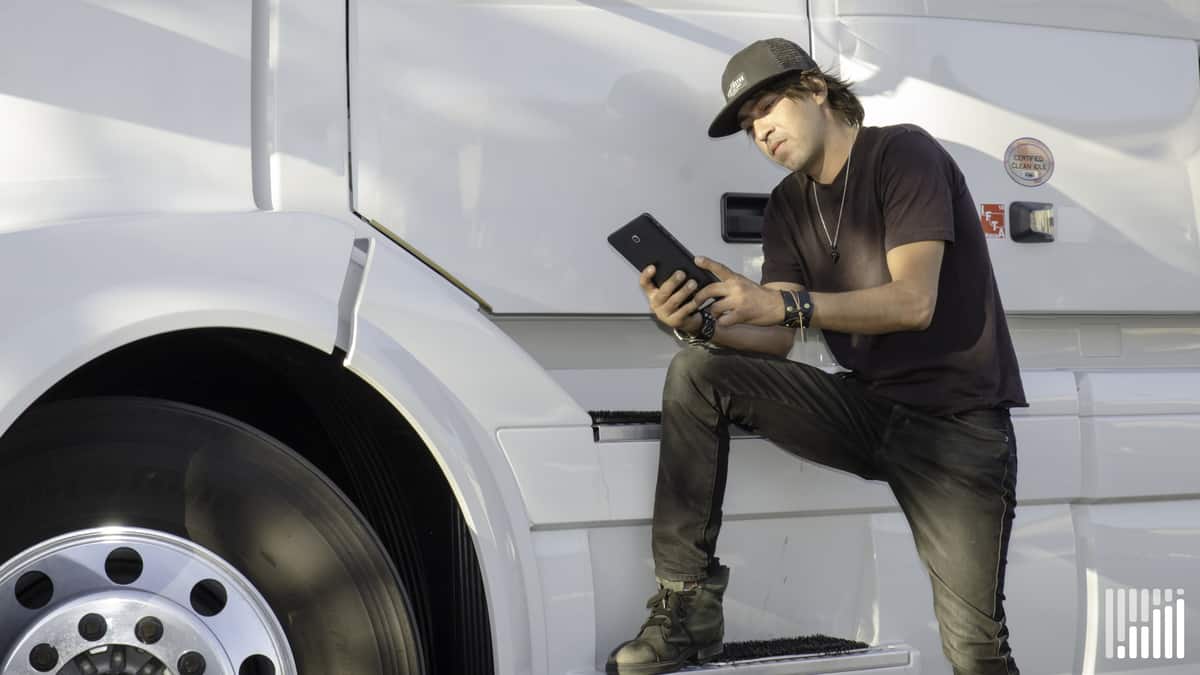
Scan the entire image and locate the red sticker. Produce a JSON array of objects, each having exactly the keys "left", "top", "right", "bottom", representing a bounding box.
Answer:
[{"left": 980, "top": 203, "right": 1006, "bottom": 239}]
